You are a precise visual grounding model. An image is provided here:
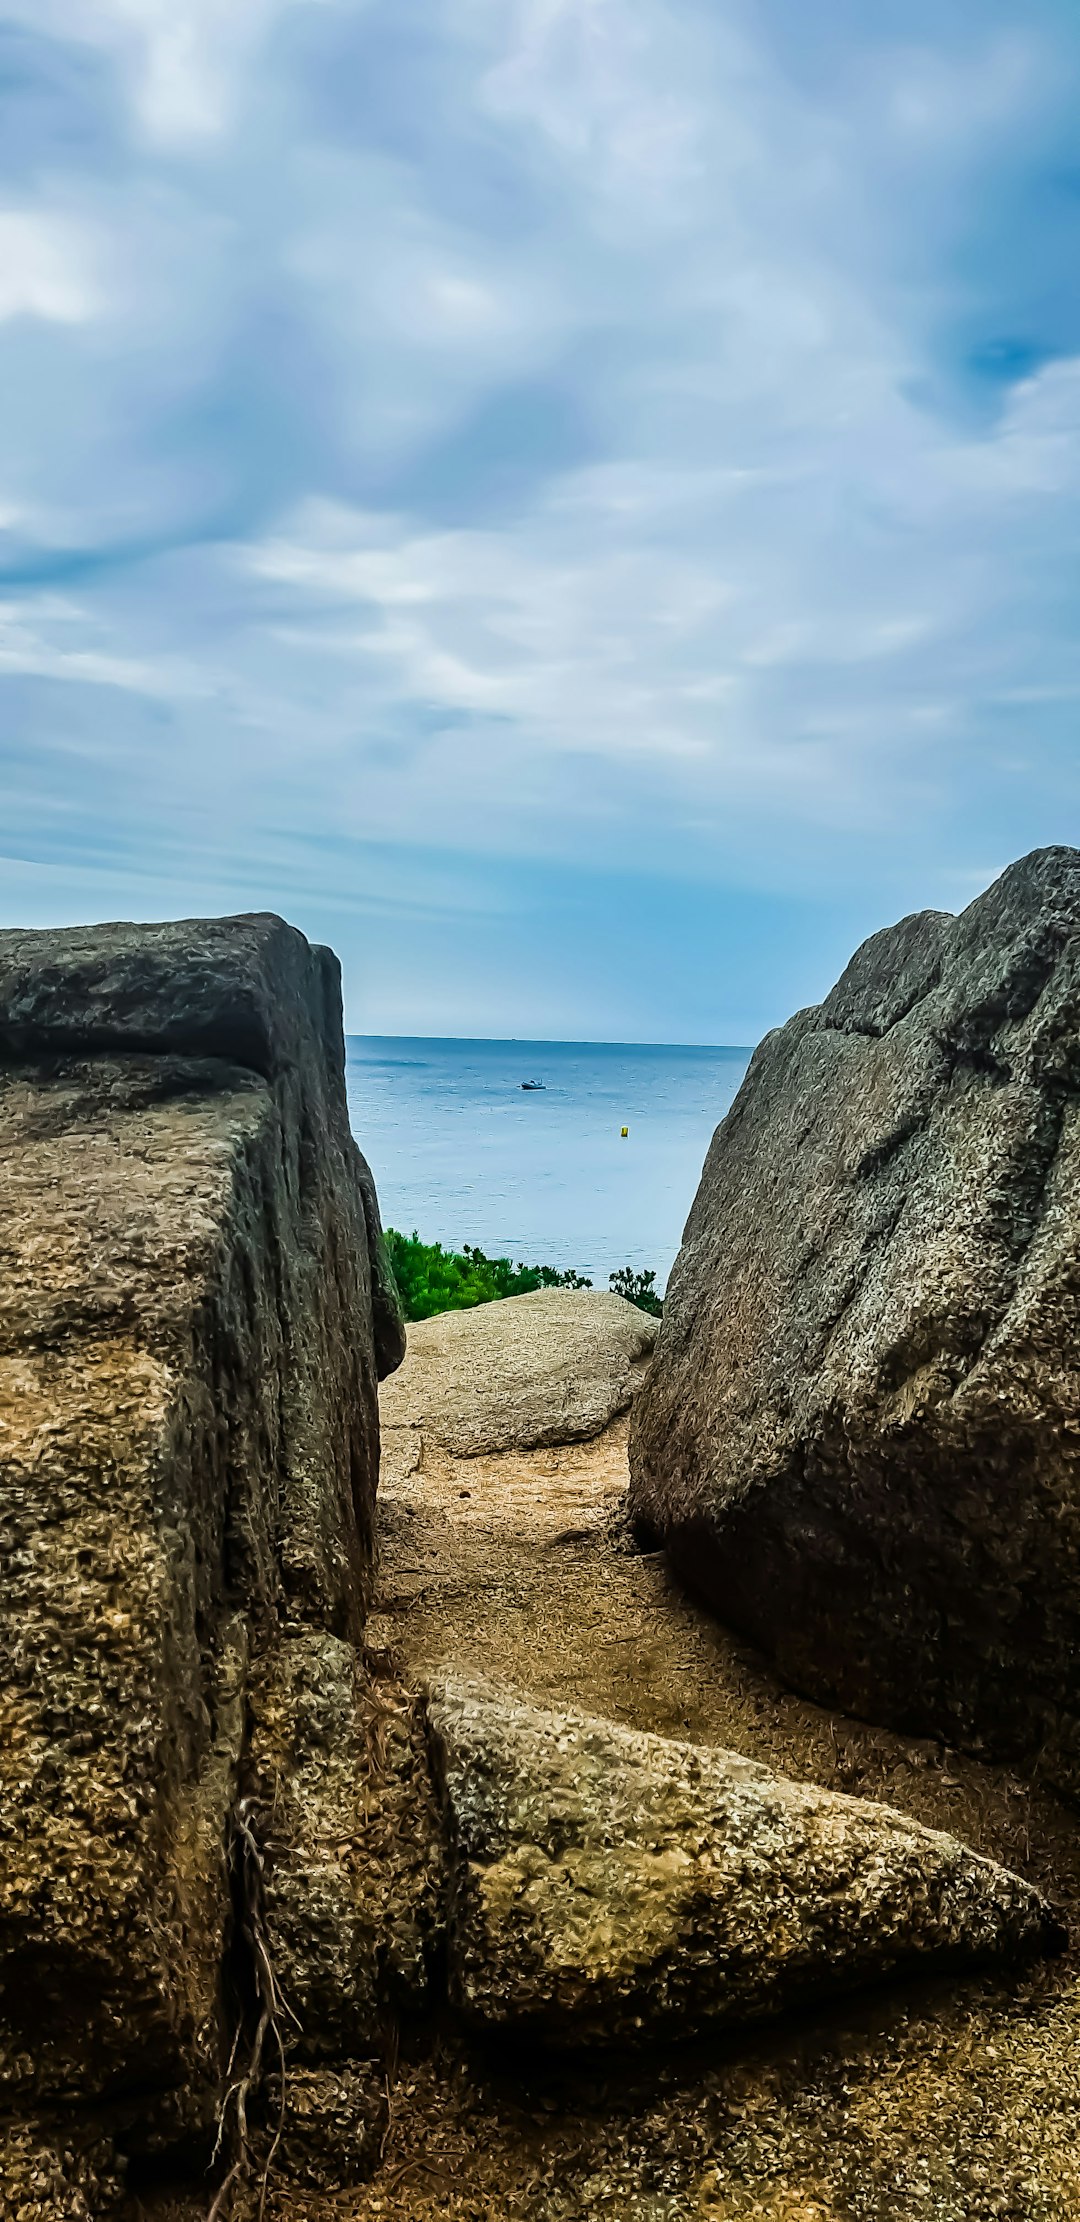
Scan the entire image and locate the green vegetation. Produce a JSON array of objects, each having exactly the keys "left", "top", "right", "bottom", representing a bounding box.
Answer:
[
  {"left": 608, "top": 1265, "right": 663, "bottom": 1317},
  {"left": 384, "top": 1229, "right": 663, "bottom": 1323}
]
